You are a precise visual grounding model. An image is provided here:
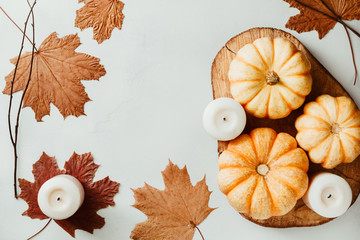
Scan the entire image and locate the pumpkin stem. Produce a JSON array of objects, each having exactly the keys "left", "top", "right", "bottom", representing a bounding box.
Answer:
[
  {"left": 266, "top": 71, "right": 280, "bottom": 85},
  {"left": 331, "top": 123, "right": 341, "bottom": 134},
  {"left": 256, "top": 164, "right": 269, "bottom": 176}
]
